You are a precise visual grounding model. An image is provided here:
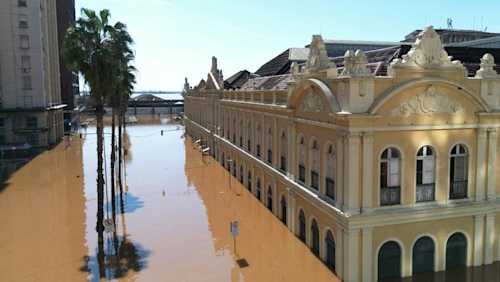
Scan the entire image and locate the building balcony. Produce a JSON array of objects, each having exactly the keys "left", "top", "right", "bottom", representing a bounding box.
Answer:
[
  {"left": 311, "top": 171, "right": 318, "bottom": 190},
  {"left": 380, "top": 186, "right": 400, "bottom": 206},
  {"left": 416, "top": 183, "right": 435, "bottom": 202},
  {"left": 450, "top": 180, "right": 467, "bottom": 199},
  {"left": 326, "top": 178, "right": 334, "bottom": 200}
]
